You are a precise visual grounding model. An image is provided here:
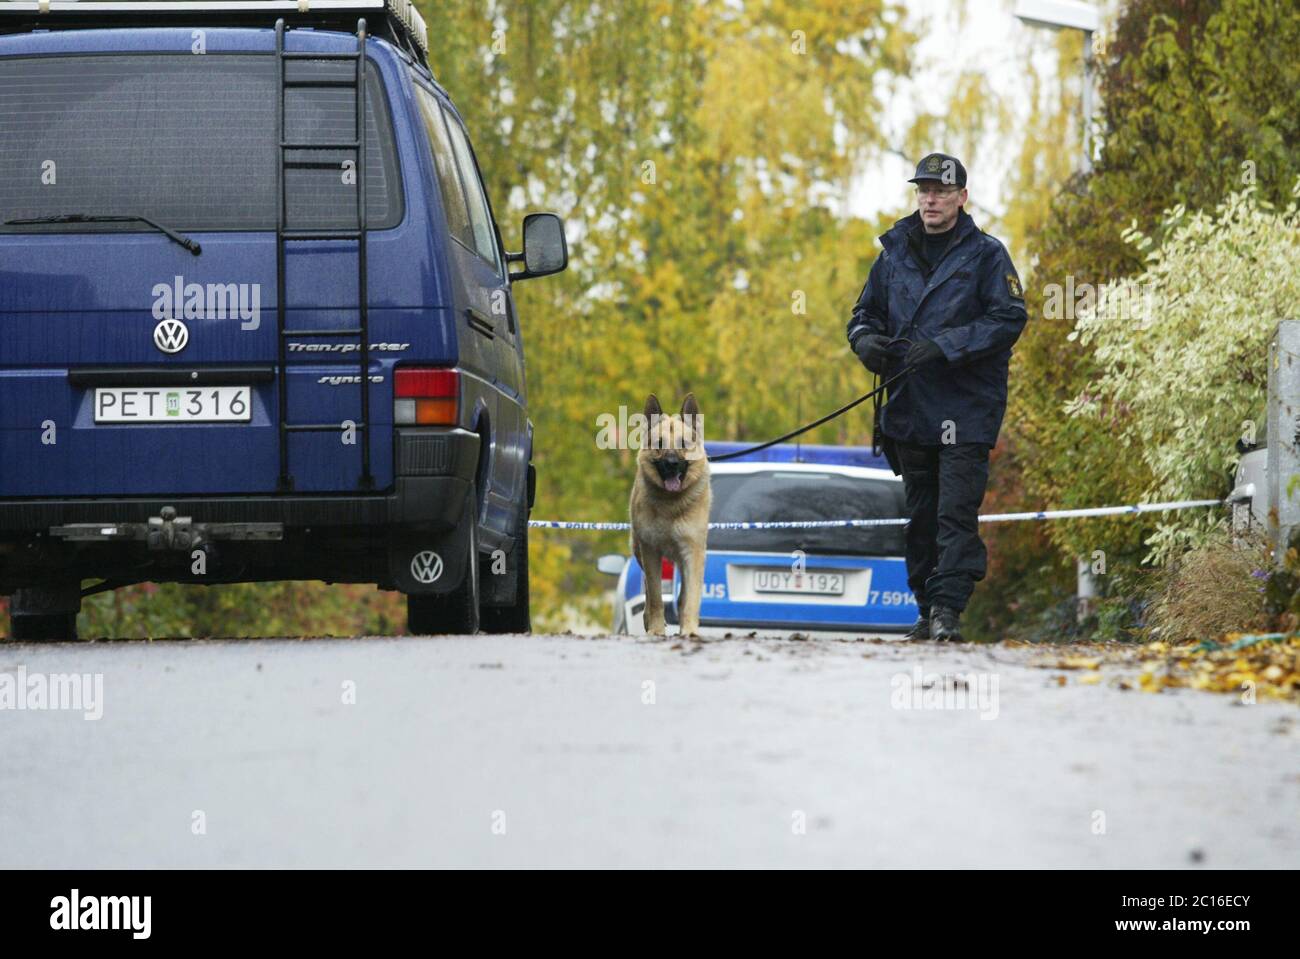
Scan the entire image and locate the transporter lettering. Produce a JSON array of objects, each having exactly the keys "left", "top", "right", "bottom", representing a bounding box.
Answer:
[{"left": 288, "top": 342, "right": 411, "bottom": 353}]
